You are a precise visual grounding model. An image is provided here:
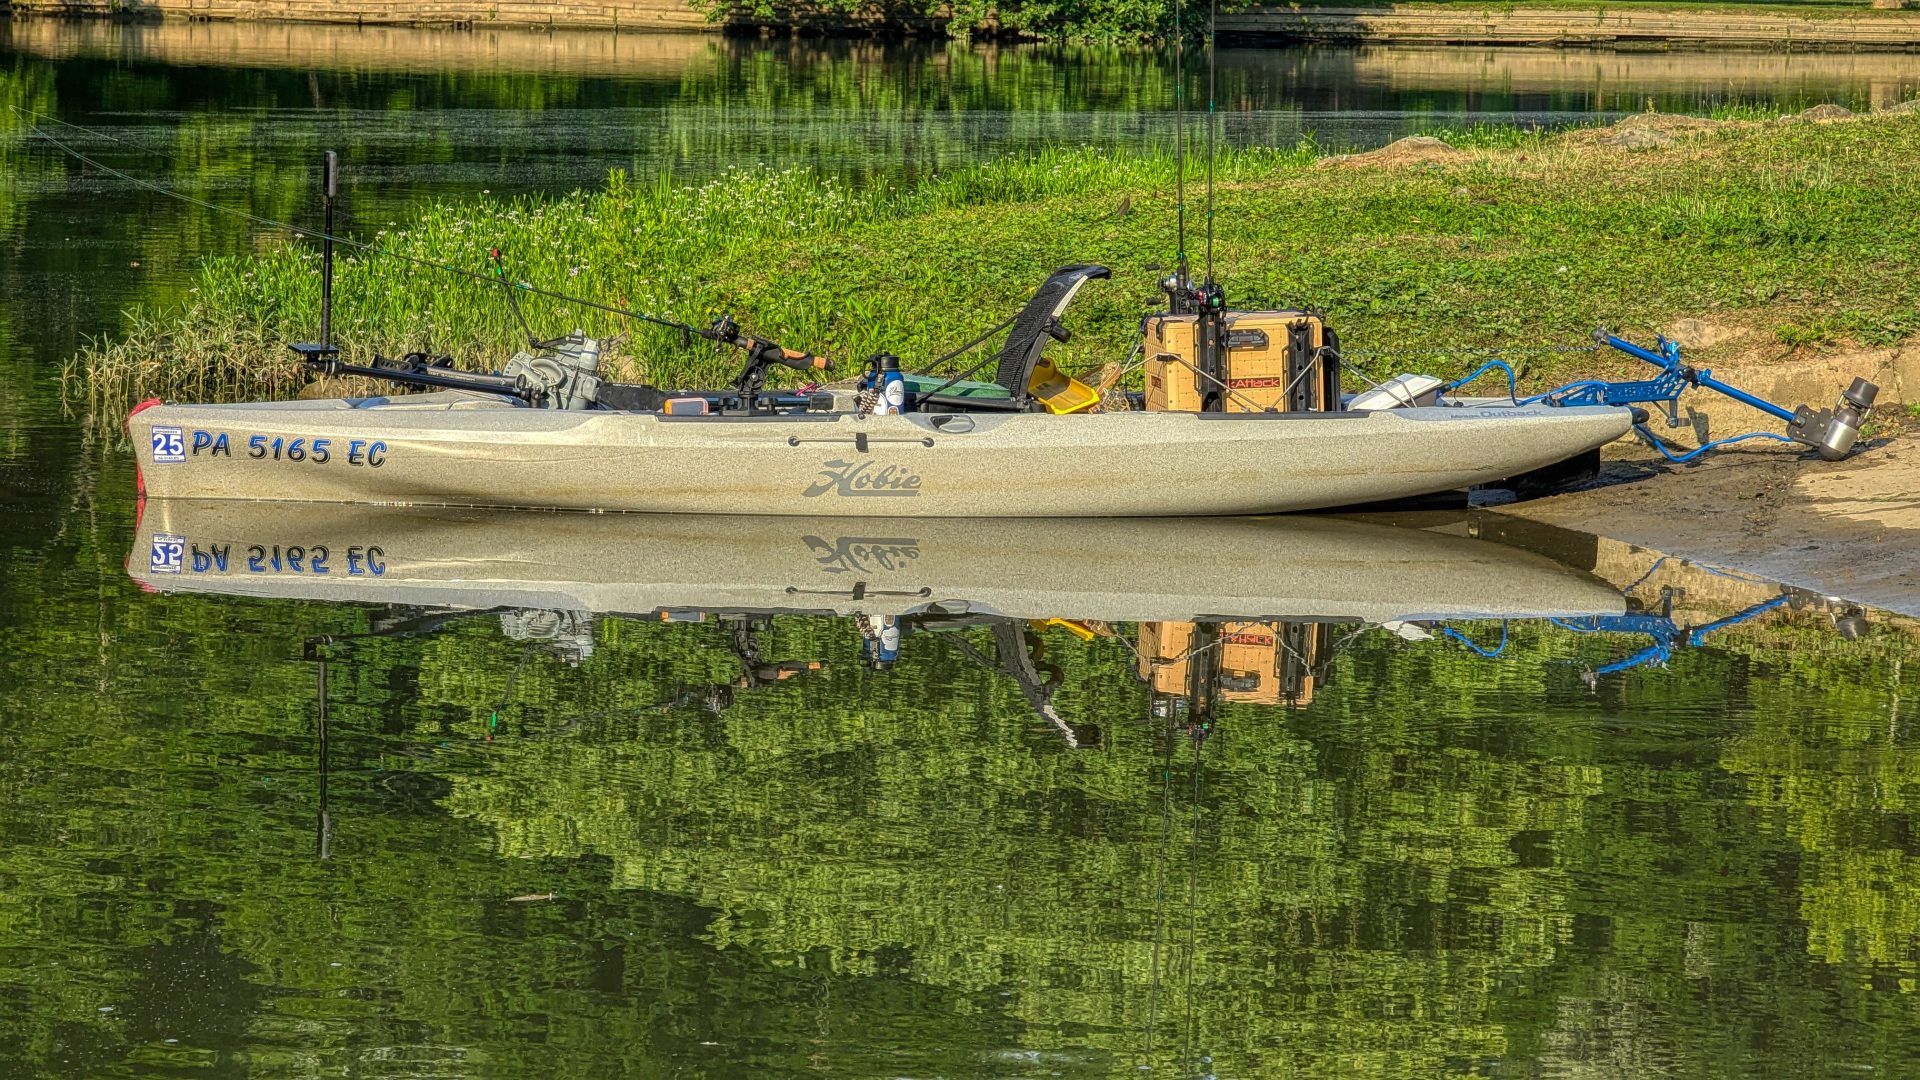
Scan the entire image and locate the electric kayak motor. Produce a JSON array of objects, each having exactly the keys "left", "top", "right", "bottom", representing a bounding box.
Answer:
[
  {"left": 503, "top": 332, "right": 603, "bottom": 412},
  {"left": 1142, "top": 304, "right": 1342, "bottom": 414}
]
